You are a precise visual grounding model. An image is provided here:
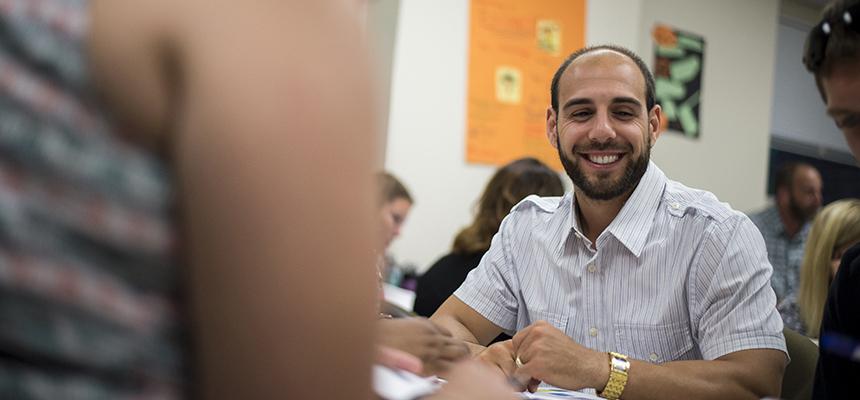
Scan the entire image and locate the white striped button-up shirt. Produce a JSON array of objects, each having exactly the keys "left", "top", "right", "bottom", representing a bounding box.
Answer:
[{"left": 454, "top": 162, "right": 787, "bottom": 363}]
